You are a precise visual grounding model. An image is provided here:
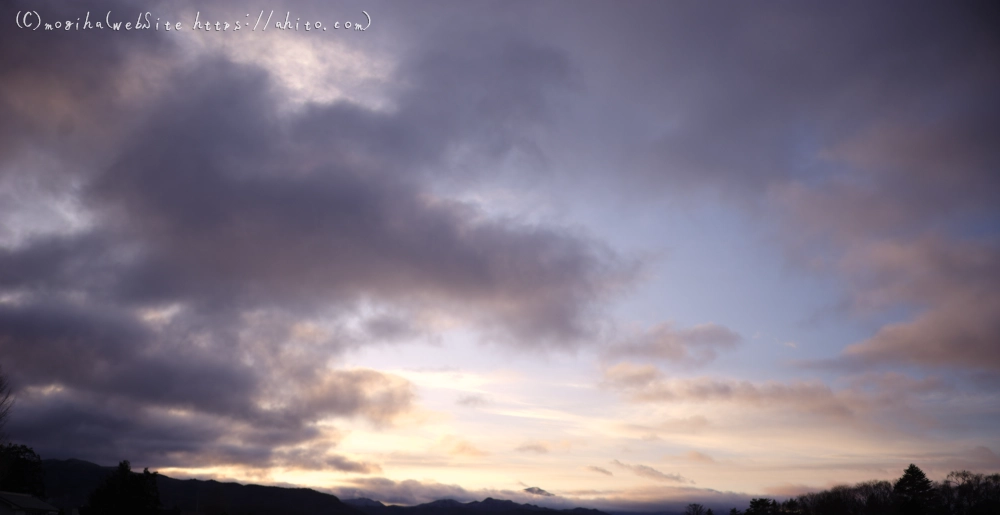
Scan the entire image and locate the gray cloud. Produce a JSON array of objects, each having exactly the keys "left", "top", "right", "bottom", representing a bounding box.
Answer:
[
  {"left": 832, "top": 238, "right": 1000, "bottom": 371},
  {"left": 0, "top": 301, "right": 413, "bottom": 470},
  {"left": 0, "top": 0, "right": 639, "bottom": 470},
  {"left": 2, "top": 0, "right": 998, "bottom": 493},
  {"left": 610, "top": 460, "right": 689, "bottom": 484},
  {"left": 78, "top": 53, "right": 631, "bottom": 345},
  {"left": 336, "top": 477, "right": 478, "bottom": 506},
  {"left": 514, "top": 443, "right": 549, "bottom": 454},
  {"left": 455, "top": 394, "right": 489, "bottom": 408},
  {"left": 606, "top": 323, "right": 741, "bottom": 366},
  {"left": 586, "top": 466, "right": 612, "bottom": 476},
  {"left": 603, "top": 363, "right": 857, "bottom": 422}
]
